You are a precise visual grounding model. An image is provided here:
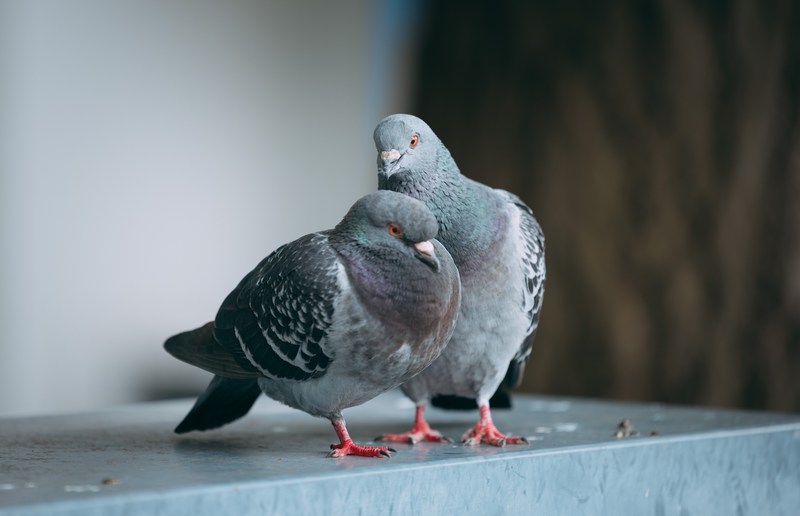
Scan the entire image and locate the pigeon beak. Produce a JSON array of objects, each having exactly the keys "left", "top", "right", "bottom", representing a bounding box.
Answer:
[
  {"left": 413, "top": 240, "right": 440, "bottom": 272},
  {"left": 381, "top": 149, "right": 401, "bottom": 161},
  {"left": 379, "top": 149, "right": 402, "bottom": 176}
]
